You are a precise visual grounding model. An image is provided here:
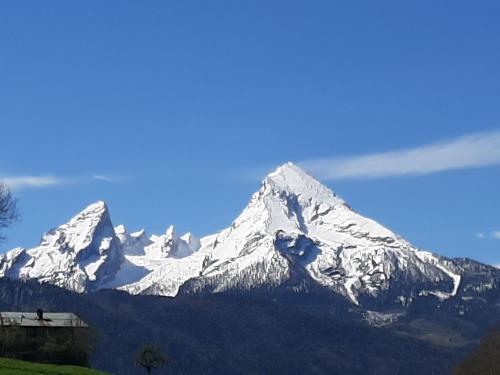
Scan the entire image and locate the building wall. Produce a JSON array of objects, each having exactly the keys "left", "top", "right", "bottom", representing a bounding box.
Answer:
[{"left": 0, "top": 326, "right": 90, "bottom": 366}]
